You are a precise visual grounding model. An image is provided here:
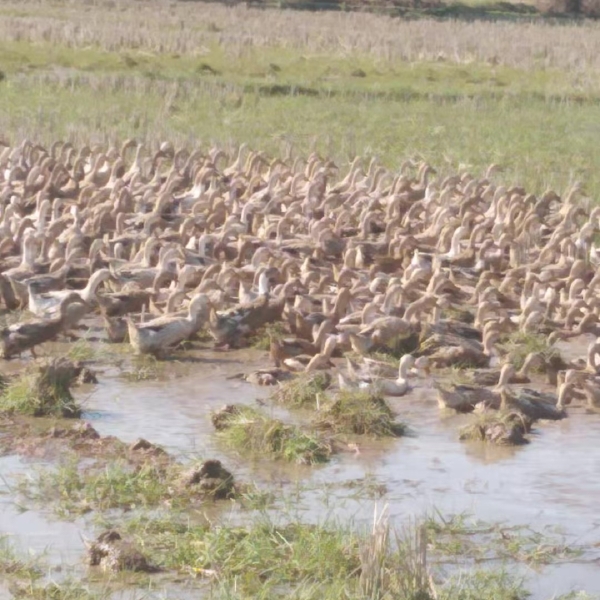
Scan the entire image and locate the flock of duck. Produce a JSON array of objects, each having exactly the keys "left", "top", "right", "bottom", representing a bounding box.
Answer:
[{"left": 0, "top": 139, "right": 599, "bottom": 426}]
